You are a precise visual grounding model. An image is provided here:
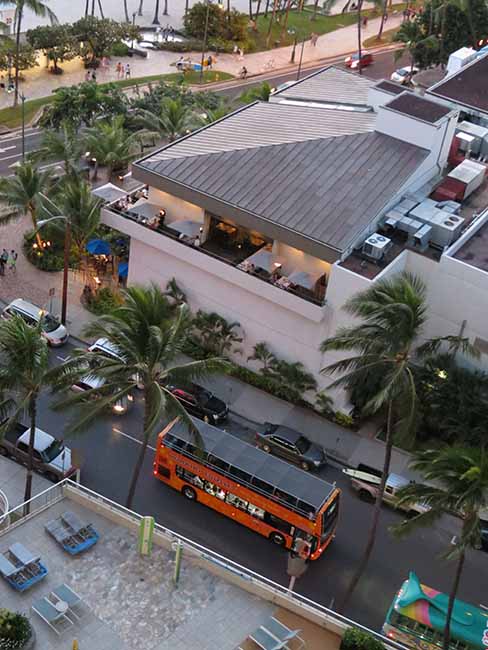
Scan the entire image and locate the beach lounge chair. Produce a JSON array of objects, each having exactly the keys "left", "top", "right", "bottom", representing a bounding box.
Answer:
[
  {"left": 0, "top": 545, "right": 47, "bottom": 591},
  {"left": 45, "top": 513, "right": 99, "bottom": 555},
  {"left": 32, "top": 596, "right": 74, "bottom": 636},
  {"left": 249, "top": 616, "right": 304, "bottom": 650},
  {"left": 50, "top": 583, "right": 88, "bottom": 620}
]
